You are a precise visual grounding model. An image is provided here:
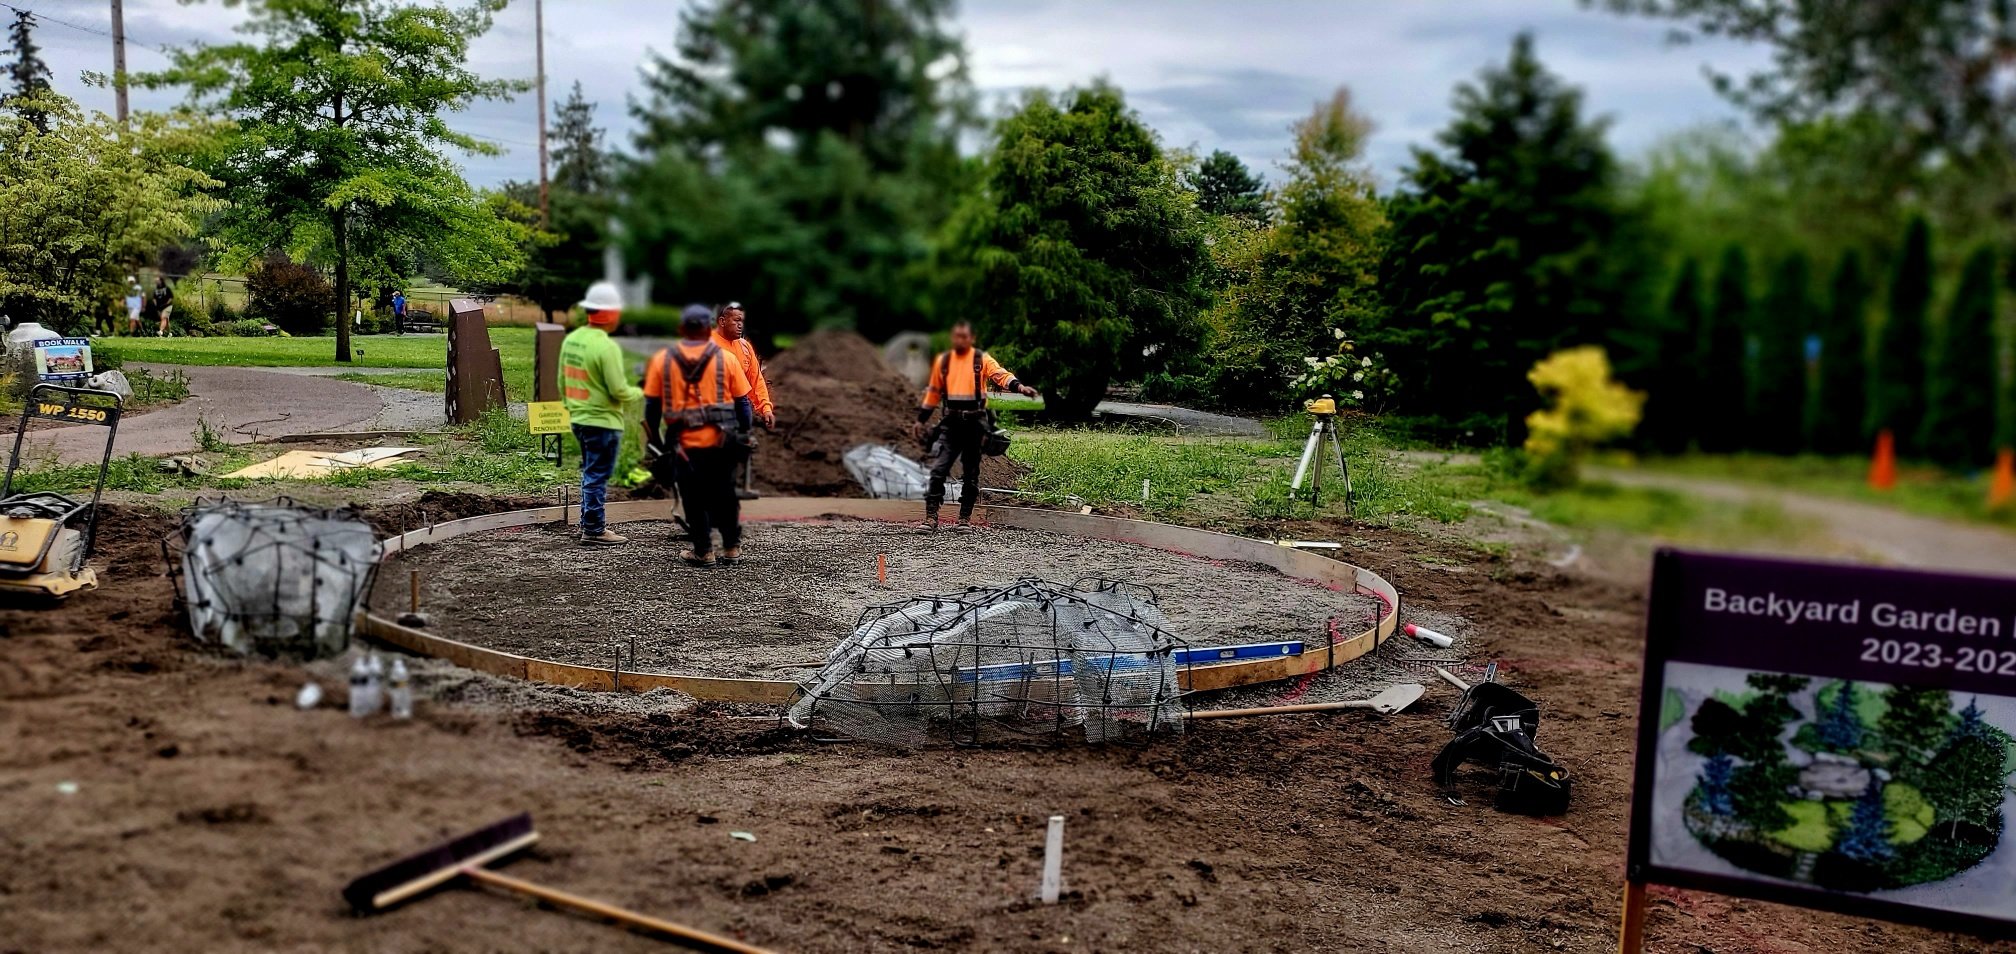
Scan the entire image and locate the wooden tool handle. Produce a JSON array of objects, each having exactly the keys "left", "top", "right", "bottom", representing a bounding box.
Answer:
[
  {"left": 462, "top": 866, "right": 777, "bottom": 954},
  {"left": 1188, "top": 699, "right": 1370, "bottom": 720}
]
